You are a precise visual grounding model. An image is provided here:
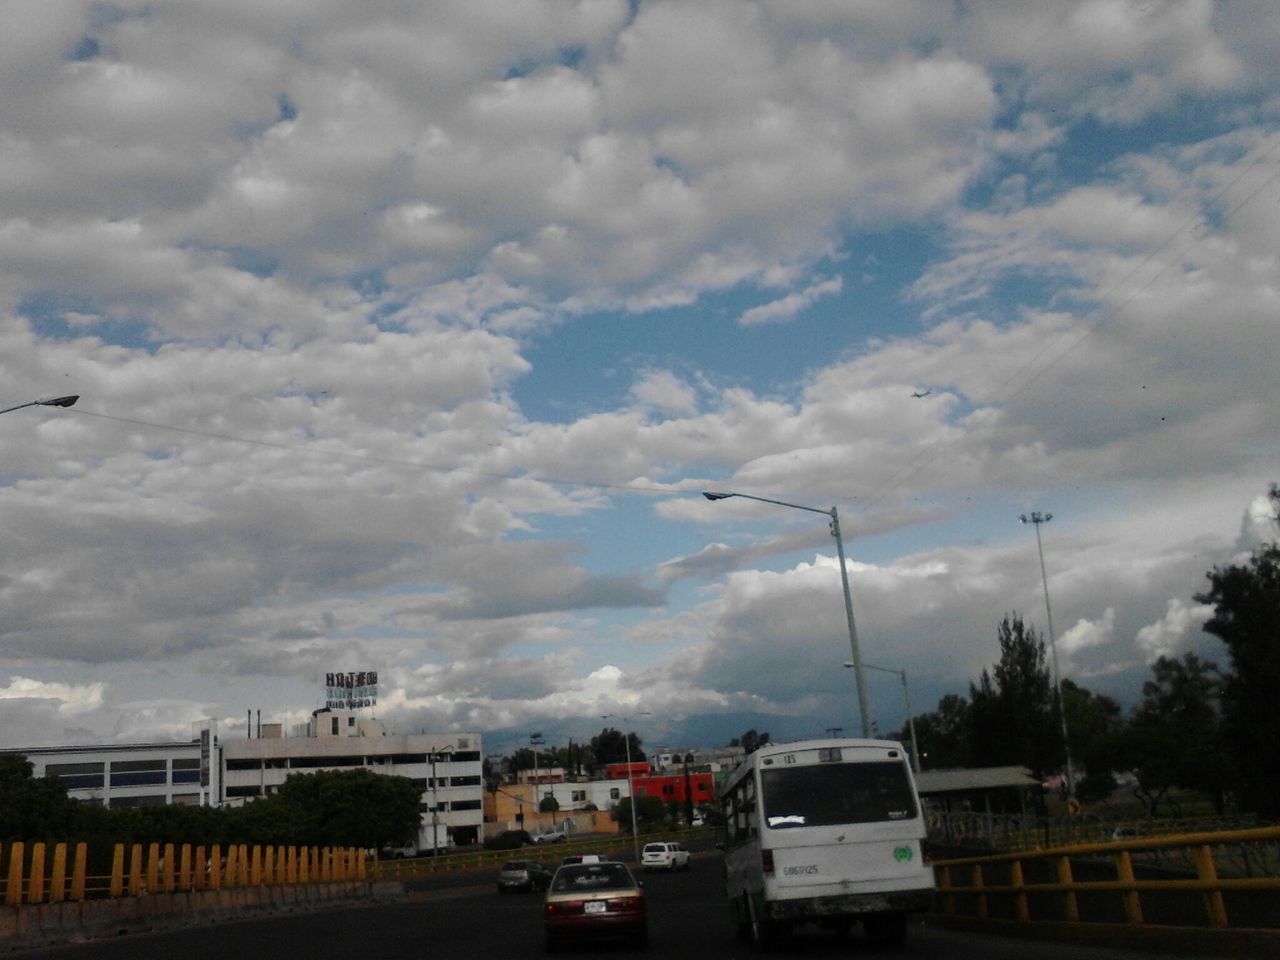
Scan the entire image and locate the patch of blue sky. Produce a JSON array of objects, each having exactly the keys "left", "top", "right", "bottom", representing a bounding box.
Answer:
[
  {"left": 223, "top": 247, "right": 279, "bottom": 279},
  {"left": 504, "top": 495, "right": 706, "bottom": 576},
  {"left": 513, "top": 227, "right": 942, "bottom": 424},
  {"left": 20, "top": 292, "right": 159, "bottom": 350}
]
